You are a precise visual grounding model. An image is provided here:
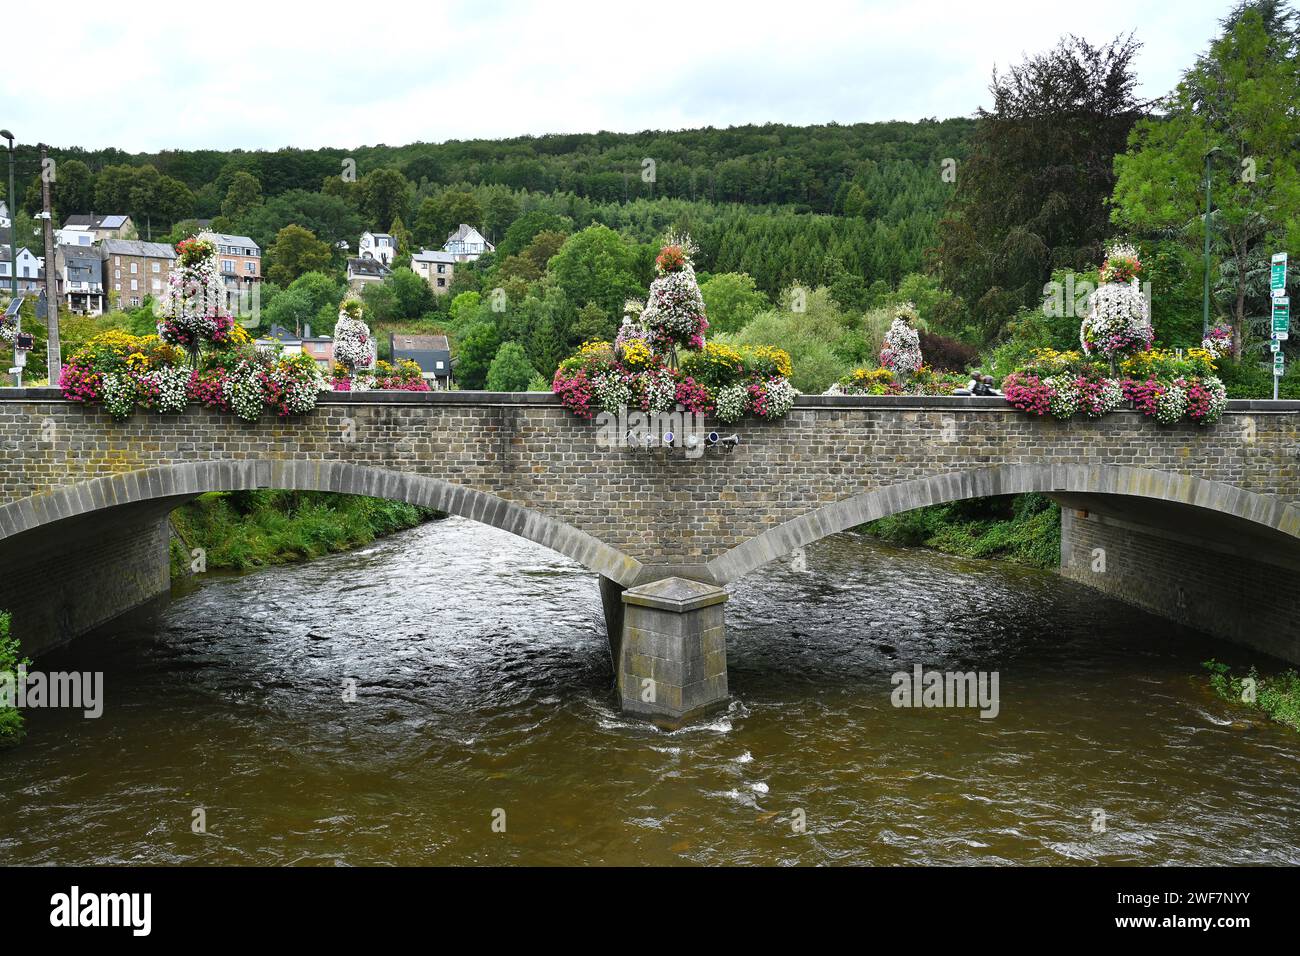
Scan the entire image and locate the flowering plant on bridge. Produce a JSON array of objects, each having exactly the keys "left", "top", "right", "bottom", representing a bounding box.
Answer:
[
  {"left": 0, "top": 313, "right": 15, "bottom": 346},
  {"left": 827, "top": 365, "right": 965, "bottom": 397},
  {"left": 157, "top": 237, "right": 239, "bottom": 355},
  {"left": 1202, "top": 324, "right": 1233, "bottom": 359},
  {"left": 641, "top": 235, "right": 708, "bottom": 352},
  {"left": 553, "top": 337, "right": 795, "bottom": 422},
  {"left": 879, "top": 305, "right": 923, "bottom": 375},
  {"left": 1081, "top": 245, "right": 1152, "bottom": 360},
  {"left": 332, "top": 300, "right": 374, "bottom": 375}
]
